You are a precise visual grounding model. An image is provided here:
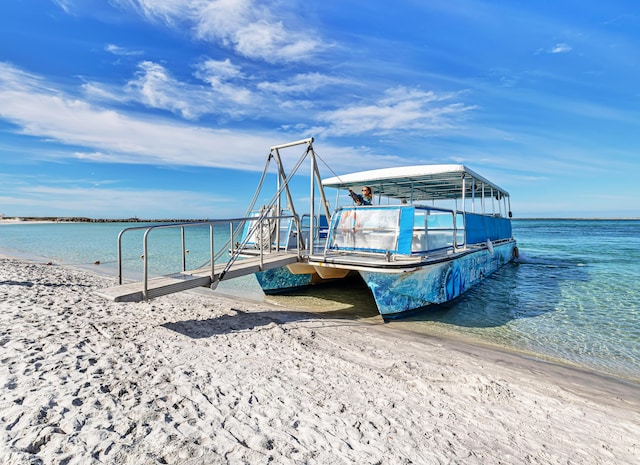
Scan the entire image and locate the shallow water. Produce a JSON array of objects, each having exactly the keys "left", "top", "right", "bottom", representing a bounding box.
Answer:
[
  {"left": 398, "top": 220, "right": 640, "bottom": 381},
  {"left": 1, "top": 219, "right": 639, "bottom": 381}
]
